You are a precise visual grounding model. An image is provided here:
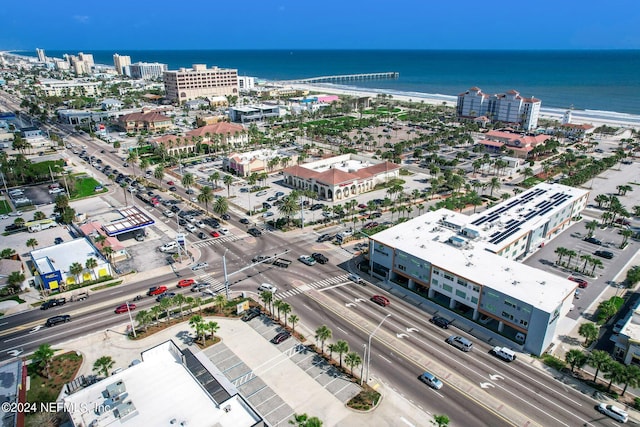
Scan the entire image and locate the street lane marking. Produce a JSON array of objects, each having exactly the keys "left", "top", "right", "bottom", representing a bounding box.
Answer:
[{"left": 400, "top": 417, "right": 415, "bottom": 427}]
